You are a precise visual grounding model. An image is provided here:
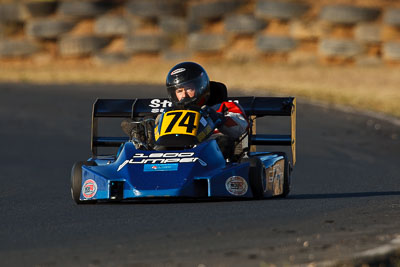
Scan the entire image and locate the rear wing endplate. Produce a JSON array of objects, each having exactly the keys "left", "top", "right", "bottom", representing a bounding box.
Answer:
[{"left": 91, "top": 97, "right": 296, "bottom": 165}]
